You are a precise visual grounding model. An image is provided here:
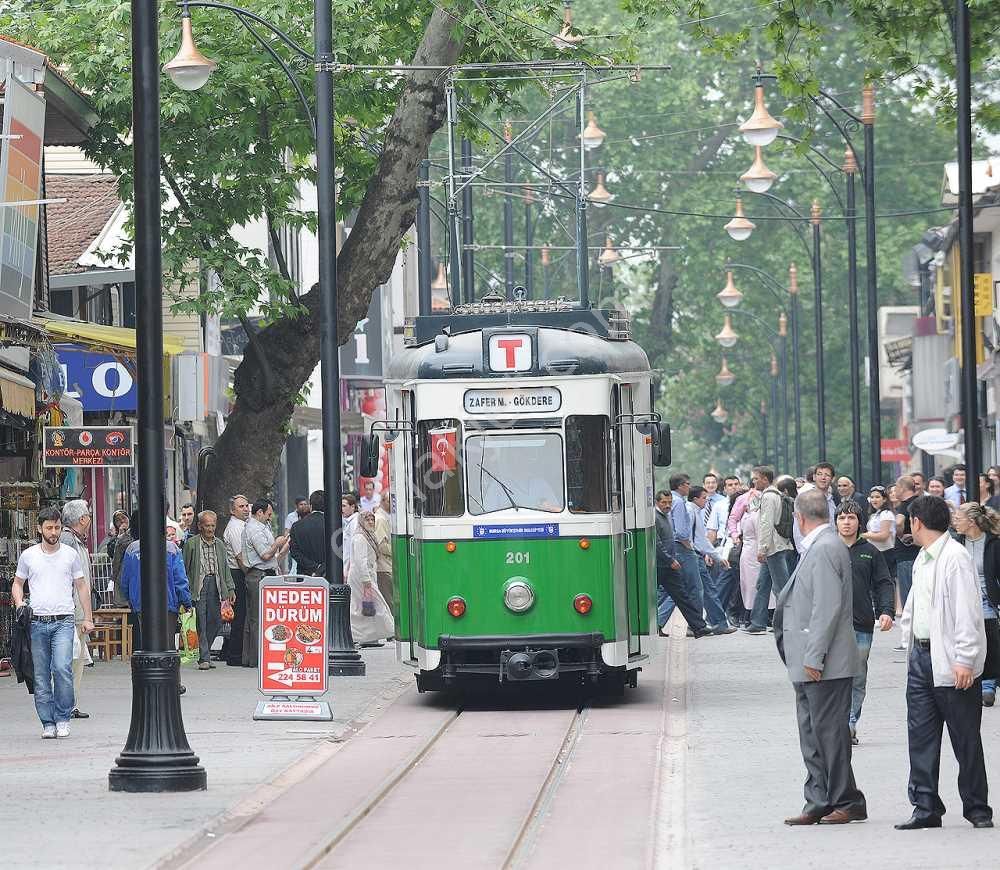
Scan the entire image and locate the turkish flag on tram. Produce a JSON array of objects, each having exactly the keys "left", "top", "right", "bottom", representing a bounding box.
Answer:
[{"left": 429, "top": 427, "right": 458, "bottom": 472}]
